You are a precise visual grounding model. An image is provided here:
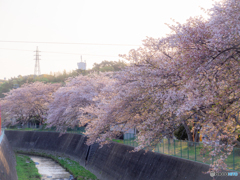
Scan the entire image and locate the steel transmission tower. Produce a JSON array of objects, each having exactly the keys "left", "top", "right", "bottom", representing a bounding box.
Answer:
[{"left": 34, "top": 46, "right": 41, "bottom": 76}]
